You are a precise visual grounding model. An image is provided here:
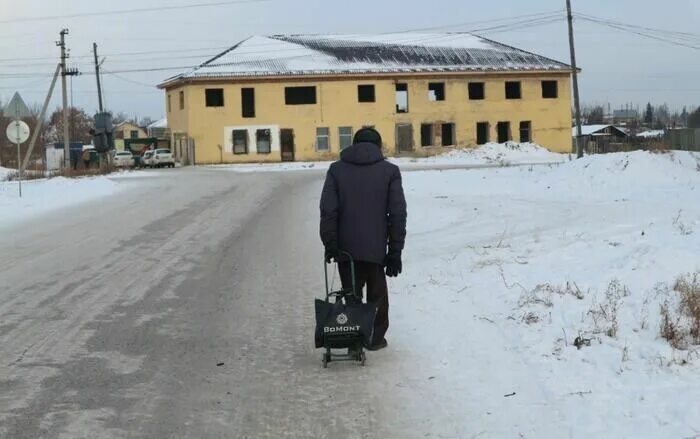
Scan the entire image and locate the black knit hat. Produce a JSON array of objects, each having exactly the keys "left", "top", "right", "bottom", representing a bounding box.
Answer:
[{"left": 352, "top": 127, "right": 382, "bottom": 147}]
